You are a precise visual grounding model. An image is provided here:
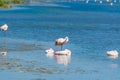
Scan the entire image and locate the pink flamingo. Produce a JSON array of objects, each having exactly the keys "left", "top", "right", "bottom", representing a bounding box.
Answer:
[{"left": 55, "top": 36, "right": 69, "bottom": 50}]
